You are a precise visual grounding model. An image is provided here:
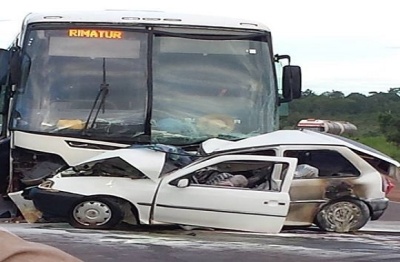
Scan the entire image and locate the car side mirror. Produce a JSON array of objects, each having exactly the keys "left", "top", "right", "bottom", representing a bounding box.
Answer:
[{"left": 176, "top": 178, "right": 190, "bottom": 188}]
